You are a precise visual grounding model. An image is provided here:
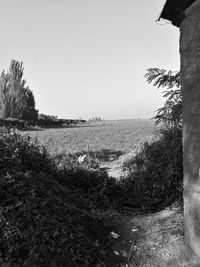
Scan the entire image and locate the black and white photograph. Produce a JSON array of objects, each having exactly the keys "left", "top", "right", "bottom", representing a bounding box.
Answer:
[{"left": 1, "top": 0, "right": 200, "bottom": 266}]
